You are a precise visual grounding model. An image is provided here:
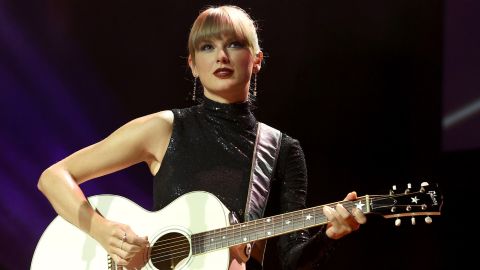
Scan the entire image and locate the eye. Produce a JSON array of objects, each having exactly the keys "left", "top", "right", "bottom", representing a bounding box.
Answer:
[
  {"left": 199, "top": 43, "right": 214, "bottom": 51},
  {"left": 228, "top": 41, "right": 245, "bottom": 48}
]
